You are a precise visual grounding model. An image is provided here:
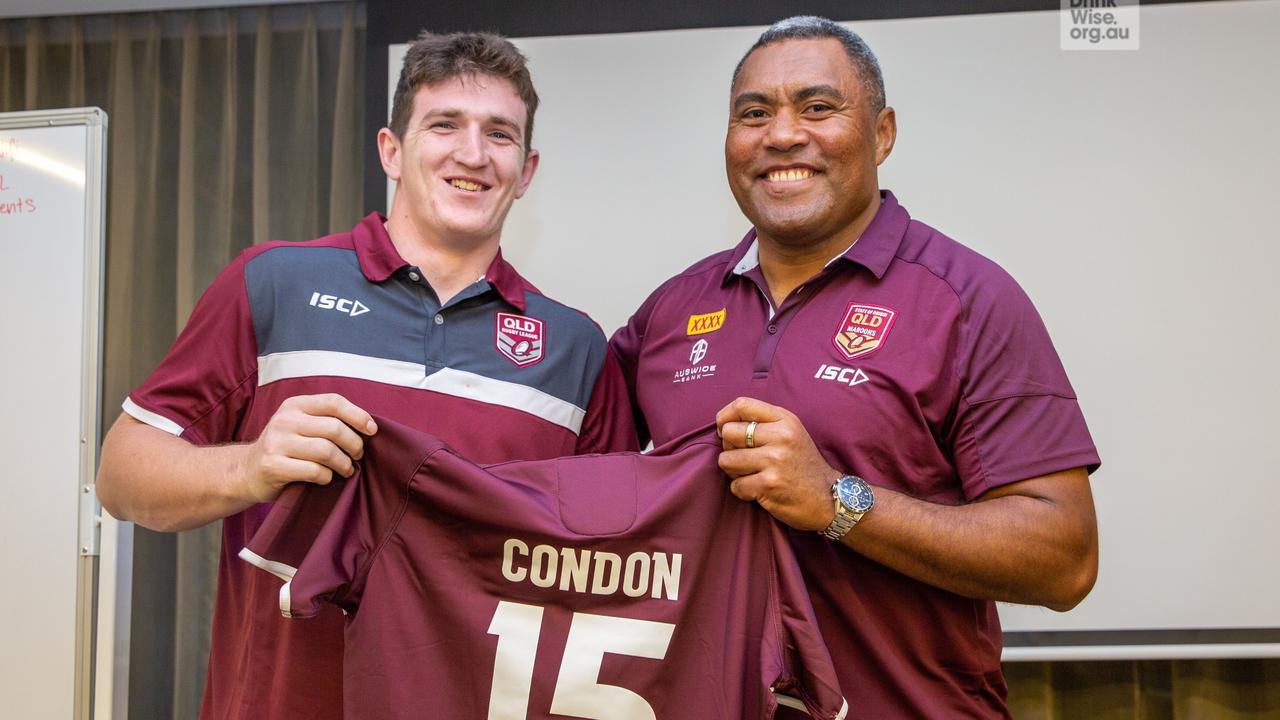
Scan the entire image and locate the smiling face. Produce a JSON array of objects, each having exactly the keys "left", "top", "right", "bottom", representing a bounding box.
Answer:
[
  {"left": 379, "top": 73, "right": 539, "bottom": 250},
  {"left": 726, "top": 38, "right": 895, "bottom": 253}
]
